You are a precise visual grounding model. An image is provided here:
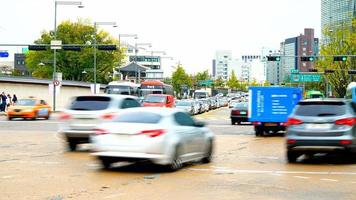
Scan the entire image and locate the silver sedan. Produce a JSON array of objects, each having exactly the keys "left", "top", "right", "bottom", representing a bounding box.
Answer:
[{"left": 91, "top": 107, "right": 215, "bottom": 171}]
